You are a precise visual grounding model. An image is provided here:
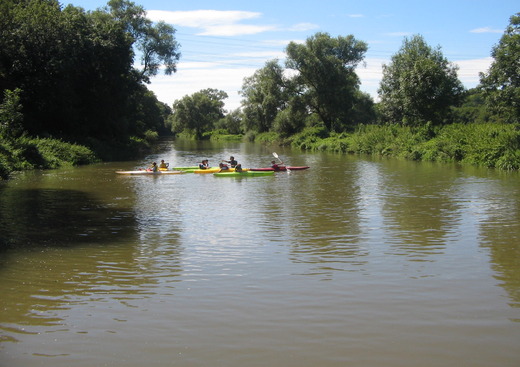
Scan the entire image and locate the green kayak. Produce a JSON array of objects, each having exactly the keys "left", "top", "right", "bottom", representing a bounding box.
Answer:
[
  {"left": 213, "top": 170, "right": 274, "bottom": 177},
  {"left": 171, "top": 166, "right": 199, "bottom": 173}
]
